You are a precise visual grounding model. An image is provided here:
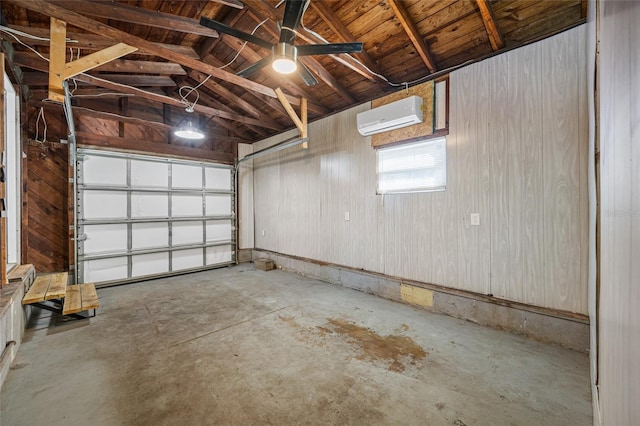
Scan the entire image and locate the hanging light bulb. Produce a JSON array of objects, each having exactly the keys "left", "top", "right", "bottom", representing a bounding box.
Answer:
[{"left": 174, "top": 120, "right": 204, "bottom": 140}]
